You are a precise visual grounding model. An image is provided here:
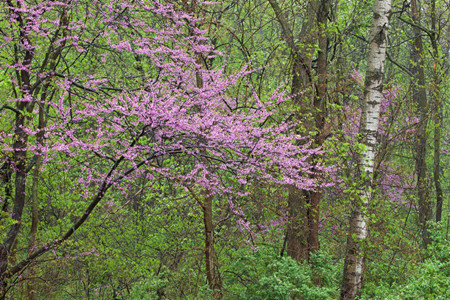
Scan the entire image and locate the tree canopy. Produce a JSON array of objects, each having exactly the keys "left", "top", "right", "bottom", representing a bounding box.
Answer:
[{"left": 0, "top": 0, "right": 449, "bottom": 299}]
